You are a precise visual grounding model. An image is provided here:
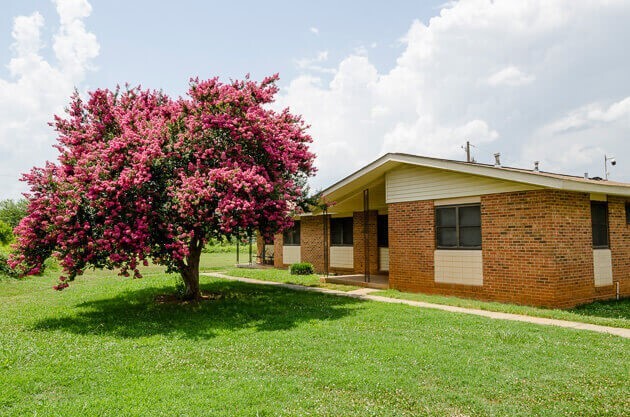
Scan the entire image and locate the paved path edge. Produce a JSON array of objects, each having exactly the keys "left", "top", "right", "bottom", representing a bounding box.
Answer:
[{"left": 202, "top": 272, "right": 630, "bottom": 339}]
